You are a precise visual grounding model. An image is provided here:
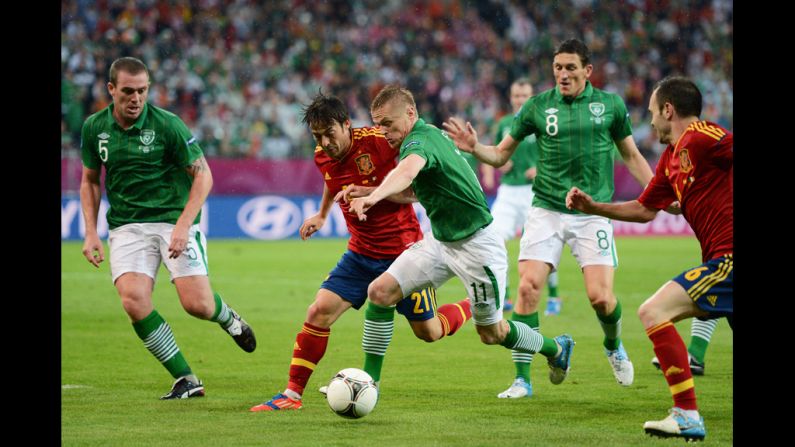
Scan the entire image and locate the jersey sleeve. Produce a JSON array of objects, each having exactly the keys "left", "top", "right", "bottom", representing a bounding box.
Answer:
[
  {"left": 400, "top": 134, "right": 433, "bottom": 169},
  {"left": 609, "top": 94, "right": 633, "bottom": 141},
  {"left": 509, "top": 100, "right": 538, "bottom": 142},
  {"left": 168, "top": 115, "right": 204, "bottom": 166},
  {"left": 80, "top": 119, "right": 101, "bottom": 170},
  {"left": 637, "top": 156, "right": 675, "bottom": 210}
]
